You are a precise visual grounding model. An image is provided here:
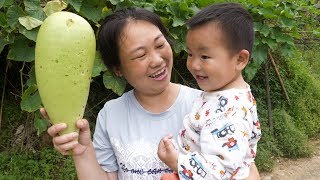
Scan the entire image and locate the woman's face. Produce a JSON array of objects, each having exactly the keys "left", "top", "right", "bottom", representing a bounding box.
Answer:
[{"left": 117, "top": 20, "right": 173, "bottom": 95}]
